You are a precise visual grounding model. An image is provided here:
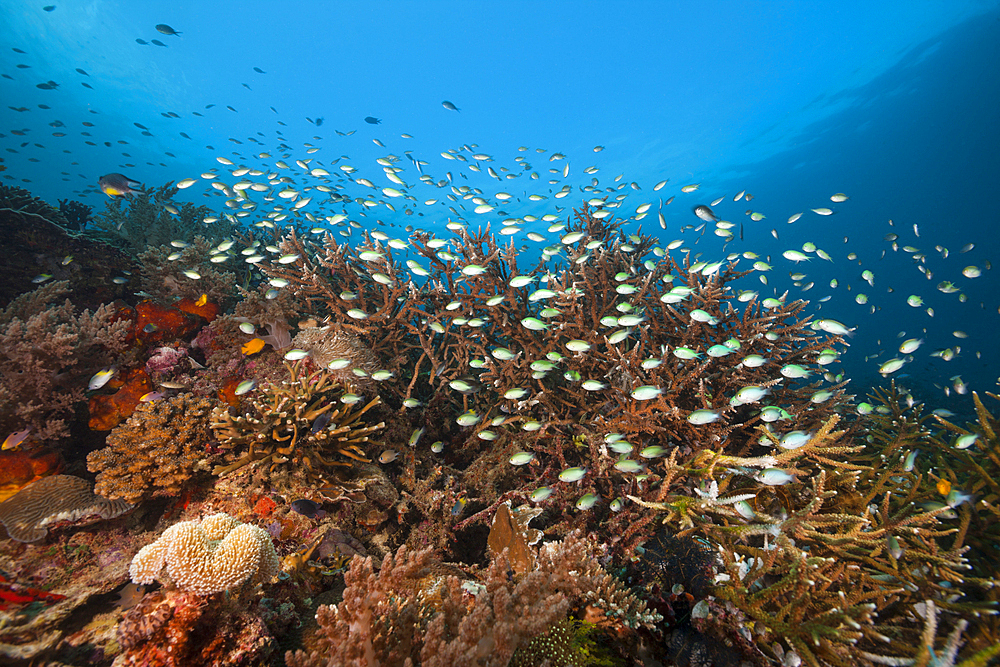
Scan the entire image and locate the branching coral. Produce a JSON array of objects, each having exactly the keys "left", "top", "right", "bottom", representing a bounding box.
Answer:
[
  {"left": 91, "top": 181, "right": 226, "bottom": 251},
  {"left": 137, "top": 235, "right": 239, "bottom": 304},
  {"left": 129, "top": 513, "right": 280, "bottom": 595},
  {"left": 286, "top": 531, "right": 657, "bottom": 667},
  {"left": 628, "top": 404, "right": 994, "bottom": 666},
  {"left": 87, "top": 393, "right": 220, "bottom": 503},
  {"left": 210, "top": 359, "right": 385, "bottom": 484},
  {"left": 0, "top": 280, "right": 132, "bottom": 442}
]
